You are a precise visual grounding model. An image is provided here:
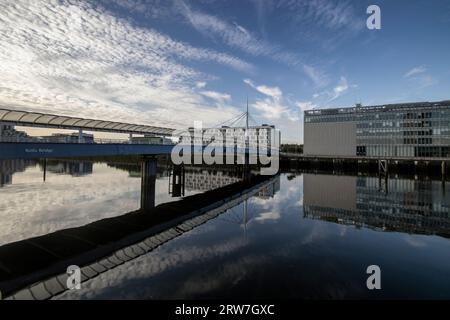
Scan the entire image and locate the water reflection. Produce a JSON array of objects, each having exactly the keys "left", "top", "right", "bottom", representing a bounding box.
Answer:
[
  {"left": 43, "top": 160, "right": 93, "bottom": 177},
  {"left": 0, "top": 159, "right": 36, "bottom": 187},
  {"left": 56, "top": 172, "right": 450, "bottom": 300},
  {"left": 3, "top": 159, "right": 450, "bottom": 299},
  {"left": 55, "top": 175, "right": 282, "bottom": 300},
  {"left": 0, "top": 158, "right": 246, "bottom": 246},
  {"left": 184, "top": 167, "right": 243, "bottom": 191},
  {"left": 304, "top": 174, "right": 450, "bottom": 237},
  {"left": 0, "top": 164, "right": 278, "bottom": 299}
]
